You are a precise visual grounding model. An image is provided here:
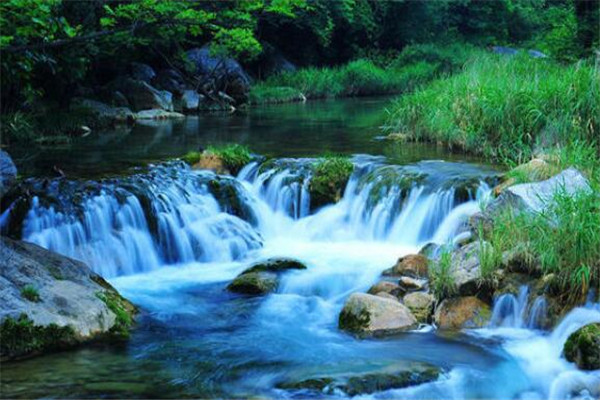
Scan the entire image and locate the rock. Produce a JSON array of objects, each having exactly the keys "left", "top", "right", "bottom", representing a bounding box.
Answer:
[
  {"left": 491, "top": 168, "right": 591, "bottom": 214},
  {"left": 375, "top": 292, "right": 399, "bottom": 301},
  {"left": 71, "top": 98, "right": 135, "bottom": 123},
  {"left": 403, "top": 292, "right": 434, "bottom": 323},
  {"left": 367, "top": 280, "right": 402, "bottom": 298},
  {"left": 226, "top": 271, "right": 278, "bottom": 295},
  {"left": 563, "top": 323, "right": 600, "bottom": 370},
  {"left": 398, "top": 276, "right": 426, "bottom": 292},
  {"left": 339, "top": 293, "right": 417, "bottom": 336},
  {"left": 528, "top": 49, "right": 547, "bottom": 58},
  {"left": 434, "top": 296, "right": 490, "bottom": 330},
  {"left": 277, "top": 362, "right": 441, "bottom": 395},
  {"left": 227, "top": 258, "right": 306, "bottom": 296},
  {"left": 260, "top": 49, "right": 297, "bottom": 76},
  {"left": 0, "top": 237, "right": 136, "bottom": 360},
  {"left": 493, "top": 158, "right": 553, "bottom": 196},
  {"left": 383, "top": 254, "right": 429, "bottom": 278},
  {"left": 110, "top": 91, "right": 129, "bottom": 107},
  {"left": 186, "top": 46, "right": 251, "bottom": 103},
  {"left": 129, "top": 62, "right": 156, "bottom": 83},
  {"left": 135, "top": 110, "right": 185, "bottom": 120},
  {"left": 419, "top": 242, "right": 441, "bottom": 259},
  {"left": 192, "top": 153, "right": 229, "bottom": 174},
  {"left": 242, "top": 258, "right": 307, "bottom": 274},
  {"left": 154, "top": 68, "right": 186, "bottom": 96},
  {"left": 109, "top": 78, "right": 174, "bottom": 111},
  {"left": 0, "top": 150, "right": 17, "bottom": 198},
  {"left": 448, "top": 241, "right": 486, "bottom": 296},
  {"left": 179, "top": 90, "right": 201, "bottom": 112}
]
